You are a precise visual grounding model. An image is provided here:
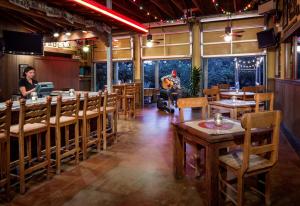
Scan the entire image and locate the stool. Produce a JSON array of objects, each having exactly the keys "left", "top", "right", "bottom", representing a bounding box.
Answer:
[
  {"left": 0, "top": 101, "right": 12, "bottom": 195},
  {"left": 10, "top": 97, "right": 51, "bottom": 194},
  {"left": 78, "top": 92, "right": 102, "bottom": 160},
  {"left": 124, "top": 84, "right": 136, "bottom": 119},
  {"left": 50, "top": 94, "right": 80, "bottom": 174},
  {"left": 102, "top": 92, "right": 118, "bottom": 150}
]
